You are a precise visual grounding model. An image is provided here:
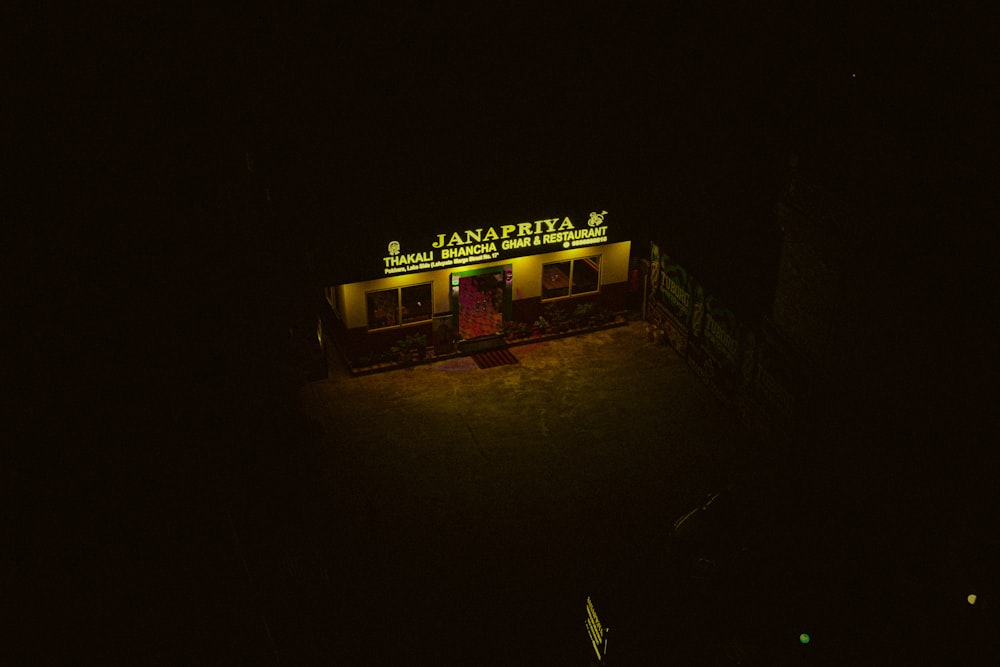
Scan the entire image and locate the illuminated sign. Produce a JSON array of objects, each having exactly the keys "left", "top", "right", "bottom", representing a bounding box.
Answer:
[{"left": 381, "top": 211, "right": 611, "bottom": 276}]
